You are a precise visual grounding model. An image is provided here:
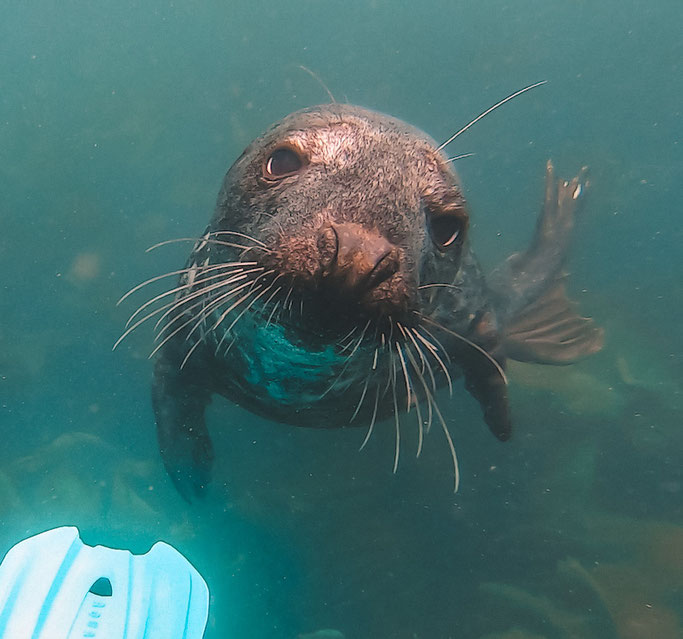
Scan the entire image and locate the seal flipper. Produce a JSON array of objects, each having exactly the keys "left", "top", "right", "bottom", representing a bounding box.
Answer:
[
  {"left": 152, "top": 348, "right": 214, "bottom": 502},
  {"left": 503, "top": 281, "right": 604, "bottom": 364},
  {"left": 488, "top": 160, "right": 603, "bottom": 363},
  {"left": 462, "top": 355, "right": 511, "bottom": 441},
  {"left": 442, "top": 314, "right": 512, "bottom": 441},
  {"left": 488, "top": 161, "right": 589, "bottom": 322}
]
